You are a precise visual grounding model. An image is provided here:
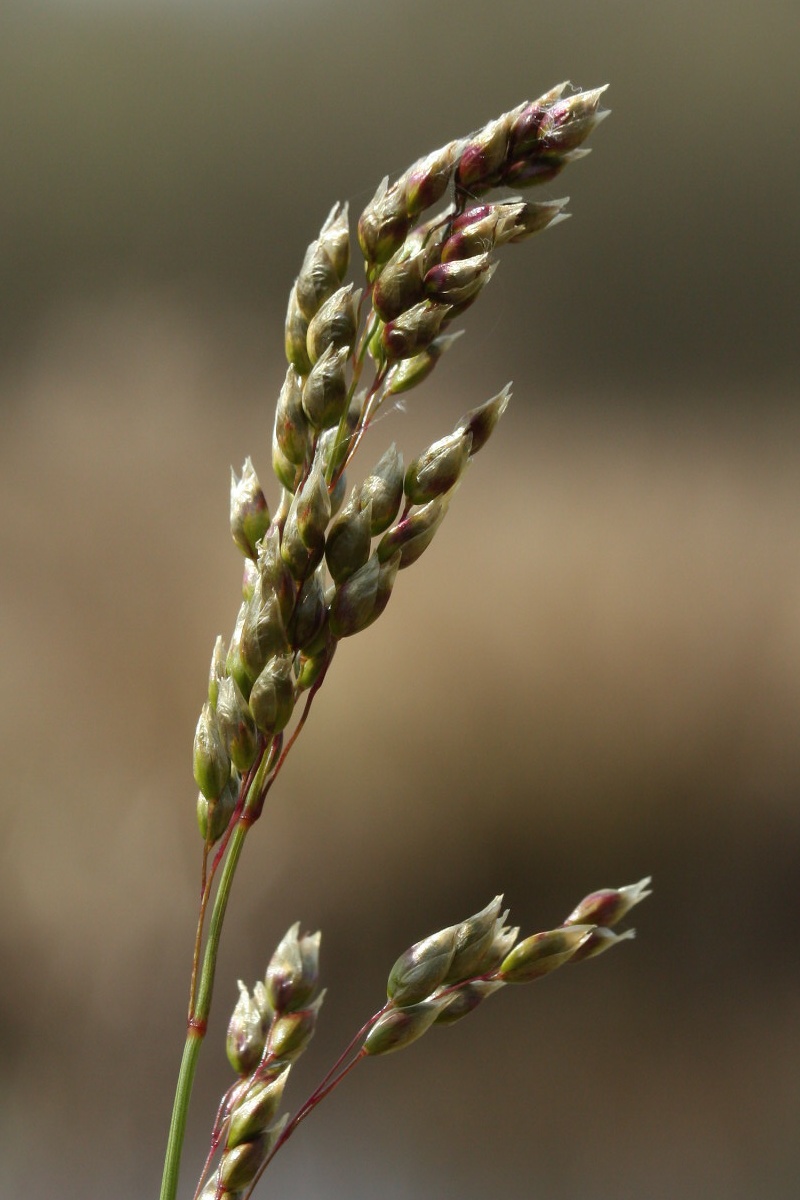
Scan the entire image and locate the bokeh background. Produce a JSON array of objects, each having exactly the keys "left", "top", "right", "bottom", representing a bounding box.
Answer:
[{"left": 1, "top": 2, "right": 798, "bottom": 1197}]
